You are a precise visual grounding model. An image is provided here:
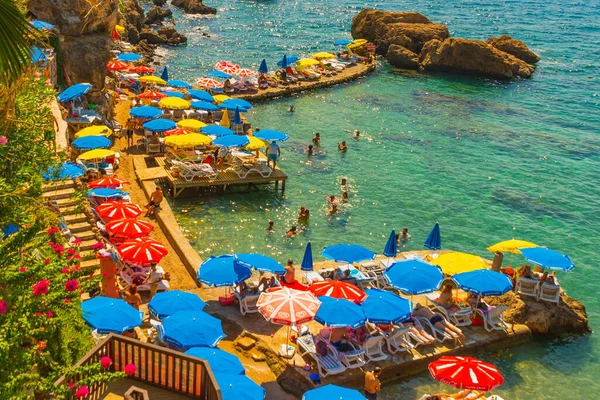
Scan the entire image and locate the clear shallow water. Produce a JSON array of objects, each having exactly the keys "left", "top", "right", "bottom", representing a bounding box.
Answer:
[{"left": 153, "top": 0, "right": 600, "bottom": 397}]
